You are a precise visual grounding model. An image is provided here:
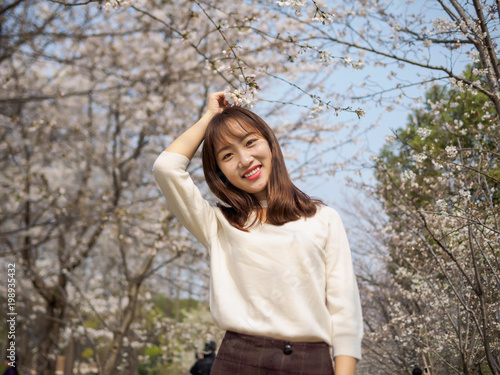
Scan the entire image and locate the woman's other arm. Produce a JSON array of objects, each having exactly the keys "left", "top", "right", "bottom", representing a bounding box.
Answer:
[
  {"left": 334, "top": 355, "right": 357, "bottom": 375},
  {"left": 165, "top": 91, "right": 228, "bottom": 160},
  {"left": 324, "top": 208, "right": 363, "bottom": 368}
]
